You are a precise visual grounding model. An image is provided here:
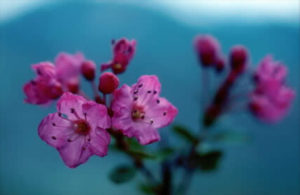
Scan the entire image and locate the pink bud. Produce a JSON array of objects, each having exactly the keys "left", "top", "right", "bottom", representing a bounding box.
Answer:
[
  {"left": 230, "top": 45, "right": 248, "bottom": 74},
  {"left": 67, "top": 78, "right": 79, "bottom": 93},
  {"left": 194, "top": 35, "right": 220, "bottom": 66},
  {"left": 81, "top": 60, "right": 96, "bottom": 81},
  {"left": 98, "top": 72, "right": 119, "bottom": 94}
]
